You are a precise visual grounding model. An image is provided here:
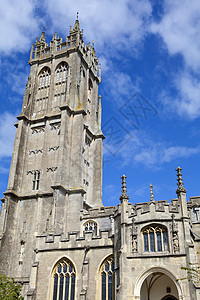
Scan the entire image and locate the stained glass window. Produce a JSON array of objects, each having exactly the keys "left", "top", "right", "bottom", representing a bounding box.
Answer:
[
  {"left": 52, "top": 258, "right": 76, "bottom": 300},
  {"left": 101, "top": 256, "right": 115, "bottom": 300},
  {"left": 142, "top": 225, "right": 168, "bottom": 253}
]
